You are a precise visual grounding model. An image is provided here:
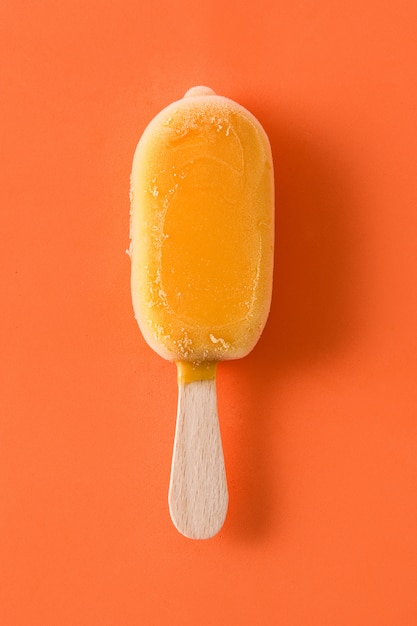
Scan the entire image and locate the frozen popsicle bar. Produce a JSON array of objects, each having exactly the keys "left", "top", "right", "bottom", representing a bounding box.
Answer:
[{"left": 130, "top": 86, "right": 274, "bottom": 538}]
